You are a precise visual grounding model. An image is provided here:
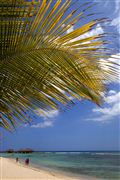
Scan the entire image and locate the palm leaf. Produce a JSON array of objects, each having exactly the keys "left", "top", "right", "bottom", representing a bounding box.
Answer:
[{"left": 0, "top": 0, "right": 118, "bottom": 131}]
